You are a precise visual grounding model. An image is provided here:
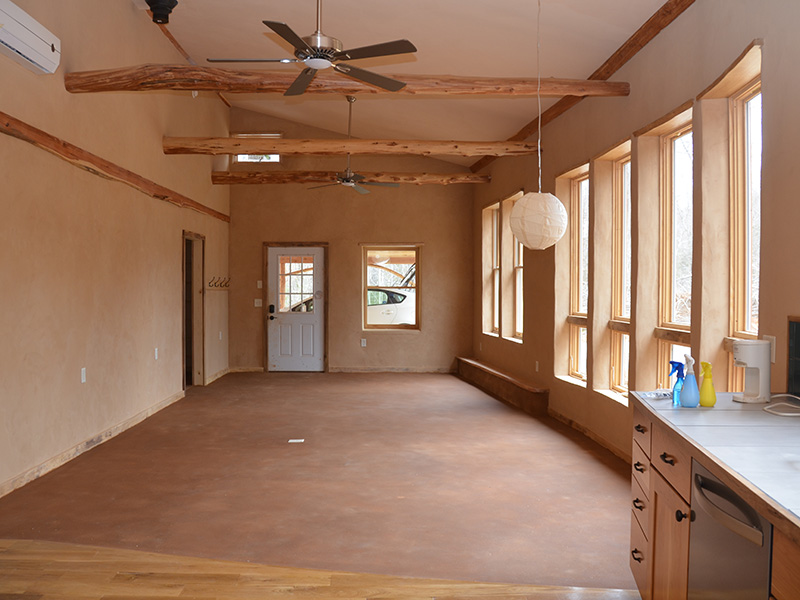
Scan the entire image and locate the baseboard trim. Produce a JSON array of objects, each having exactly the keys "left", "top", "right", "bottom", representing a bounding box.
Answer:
[
  {"left": 0, "top": 389, "right": 185, "bottom": 499},
  {"left": 456, "top": 357, "right": 548, "bottom": 417},
  {"left": 547, "top": 409, "right": 630, "bottom": 462},
  {"left": 328, "top": 367, "right": 455, "bottom": 374},
  {"left": 205, "top": 368, "right": 230, "bottom": 384},
  {"left": 227, "top": 367, "right": 265, "bottom": 373}
]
